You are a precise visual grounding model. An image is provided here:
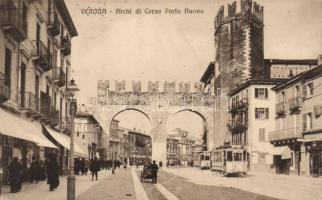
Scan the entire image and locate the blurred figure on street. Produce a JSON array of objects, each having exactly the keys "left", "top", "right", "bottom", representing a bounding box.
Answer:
[
  {"left": 90, "top": 157, "right": 100, "bottom": 181},
  {"left": 151, "top": 160, "right": 159, "bottom": 184},
  {"left": 84, "top": 159, "right": 89, "bottom": 175},
  {"left": 29, "top": 157, "right": 40, "bottom": 183},
  {"left": 47, "top": 154, "right": 60, "bottom": 191},
  {"left": 39, "top": 160, "right": 46, "bottom": 180},
  {"left": 159, "top": 161, "right": 163, "bottom": 171},
  {"left": 80, "top": 158, "right": 86, "bottom": 175},
  {"left": 8, "top": 157, "right": 22, "bottom": 193}
]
